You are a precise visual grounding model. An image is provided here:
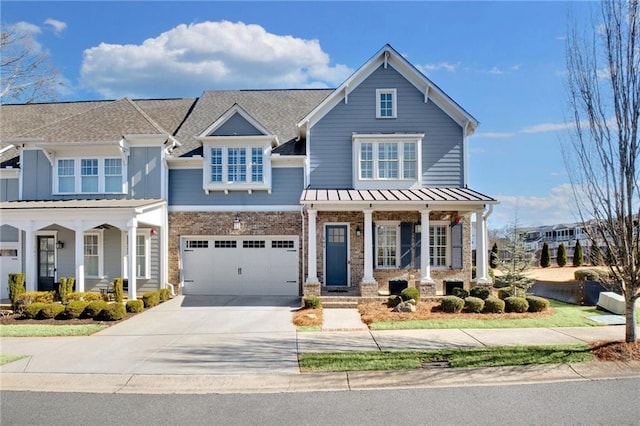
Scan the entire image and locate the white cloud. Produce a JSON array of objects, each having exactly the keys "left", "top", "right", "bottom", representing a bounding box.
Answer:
[
  {"left": 11, "top": 21, "right": 41, "bottom": 35},
  {"left": 472, "top": 132, "right": 516, "bottom": 139},
  {"left": 488, "top": 66, "right": 504, "bottom": 75},
  {"left": 44, "top": 18, "right": 67, "bottom": 35},
  {"left": 511, "top": 64, "right": 521, "bottom": 71},
  {"left": 80, "top": 20, "right": 353, "bottom": 98},
  {"left": 418, "top": 62, "right": 458, "bottom": 73},
  {"left": 520, "top": 122, "right": 575, "bottom": 133},
  {"left": 9, "top": 21, "right": 43, "bottom": 52}
]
